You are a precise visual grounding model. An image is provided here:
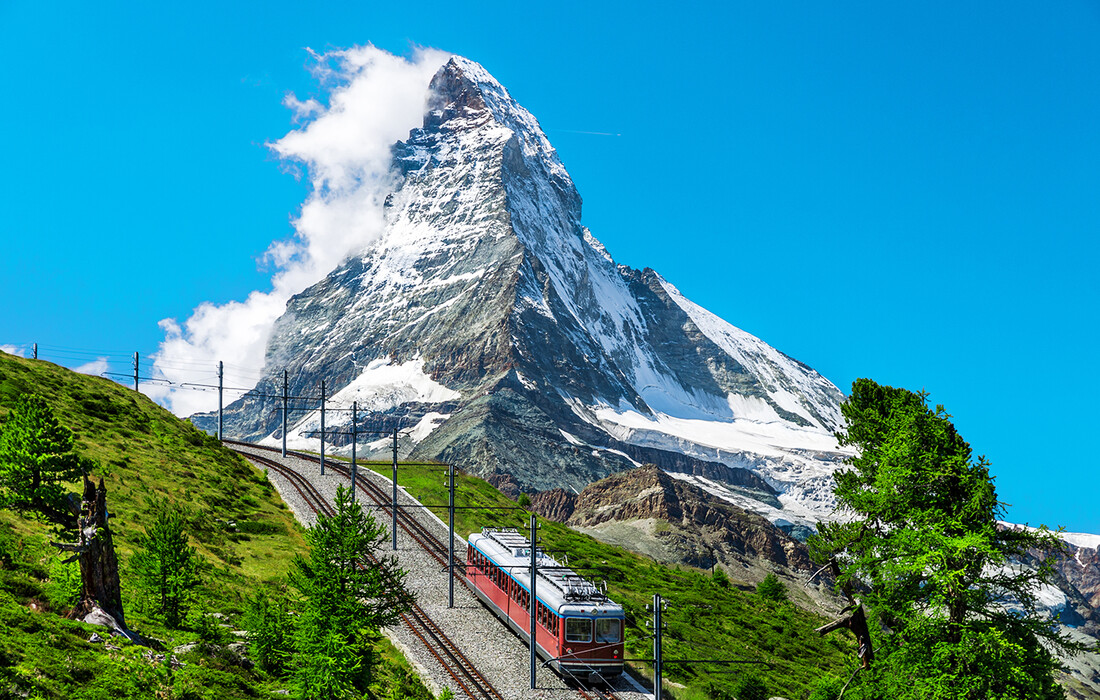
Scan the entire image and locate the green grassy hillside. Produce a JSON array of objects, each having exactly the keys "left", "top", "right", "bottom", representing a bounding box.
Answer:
[
  {"left": 0, "top": 351, "right": 430, "bottom": 700},
  {"left": 338, "top": 457, "right": 858, "bottom": 700}
]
